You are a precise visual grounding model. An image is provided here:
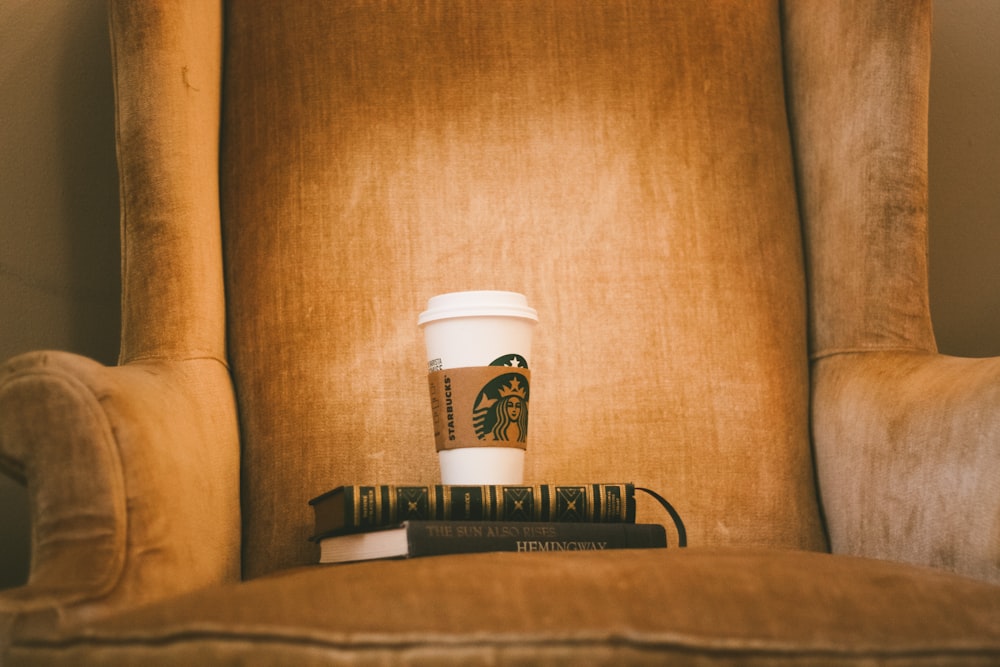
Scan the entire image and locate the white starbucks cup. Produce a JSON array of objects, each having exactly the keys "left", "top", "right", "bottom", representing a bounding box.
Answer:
[{"left": 418, "top": 291, "right": 538, "bottom": 484}]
